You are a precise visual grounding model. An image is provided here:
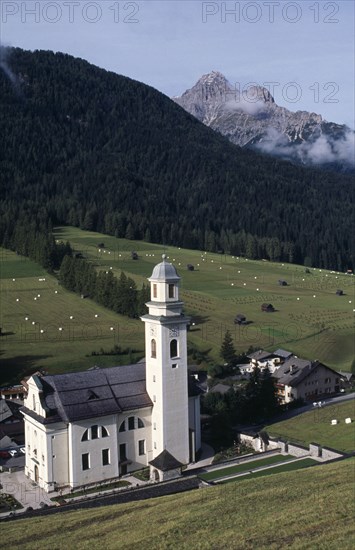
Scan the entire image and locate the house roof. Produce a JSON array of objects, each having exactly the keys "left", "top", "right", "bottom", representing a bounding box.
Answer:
[
  {"left": 273, "top": 349, "right": 293, "bottom": 359},
  {"left": 0, "top": 400, "right": 22, "bottom": 423},
  {"left": 149, "top": 449, "right": 183, "bottom": 471},
  {"left": 247, "top": 350, "right": 274, "bottom": 361},
  {"left": 22, "top": 362, "right": 199, "bottom": 424},
  {"left": 274, "top": 359, "right": 339, "bottom": 387},
  {"left": 209, "top": 383, "right": 231, "bottom": 395},
  {"left": 25, "top": 364, "right": 153, "bottom": 423}
]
